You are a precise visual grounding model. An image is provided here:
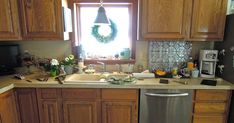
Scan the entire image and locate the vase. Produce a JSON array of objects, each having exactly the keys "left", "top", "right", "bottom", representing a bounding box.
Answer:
[
  {"left": 64, "top": 65, "right": 73, "bottom": 75},
  {"left": 50, "top": 69, "right": 57, "bottom": 77}
]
